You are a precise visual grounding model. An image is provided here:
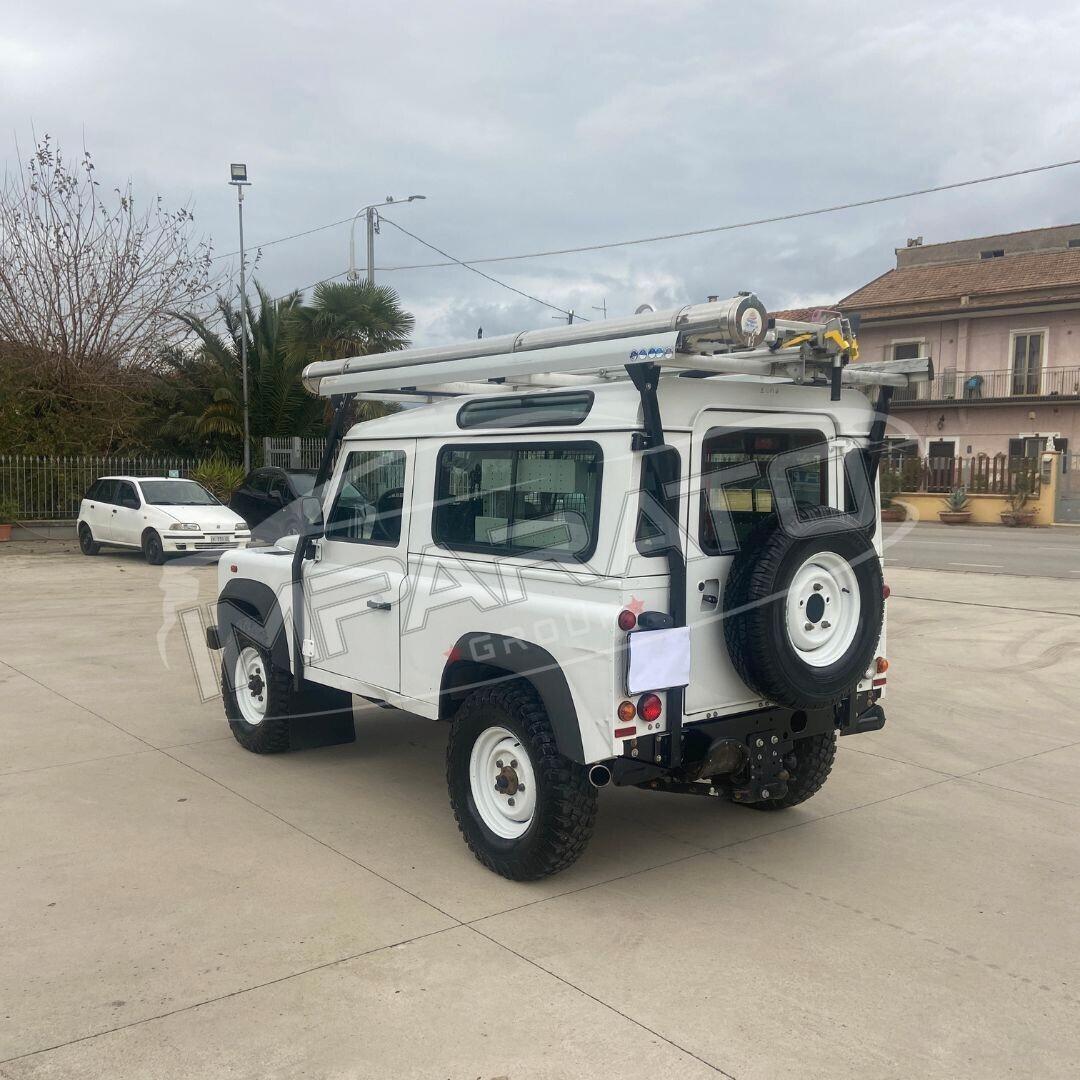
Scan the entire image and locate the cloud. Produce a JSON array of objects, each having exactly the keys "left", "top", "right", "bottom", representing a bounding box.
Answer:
[{"left": 3, "top": 0, "right": 1080, "bottom": 350}]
